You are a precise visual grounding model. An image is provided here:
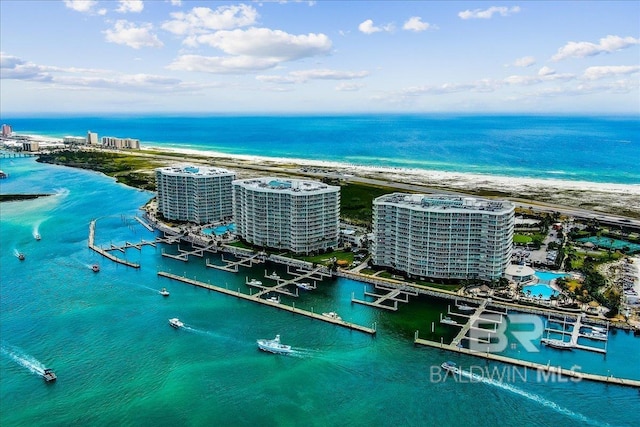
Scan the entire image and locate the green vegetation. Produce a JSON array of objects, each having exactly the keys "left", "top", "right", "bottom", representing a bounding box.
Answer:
[
  {"left": 339, "top": 182, "right": 401, "bottom": 225},
  {"left": 0, "top": 194, "right": 52, "bottom": 202},
  {"left": 513, "top": 234, "right": 532, "bottom": 244},
  {"left": 37, "top": 150, "right": 162, "bottom": 191}
]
